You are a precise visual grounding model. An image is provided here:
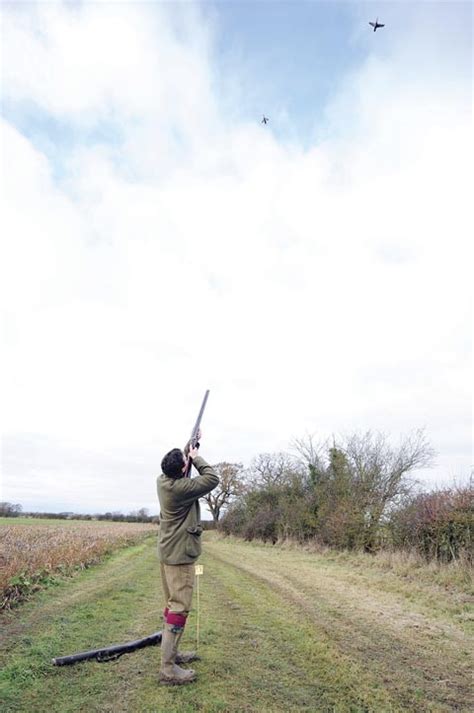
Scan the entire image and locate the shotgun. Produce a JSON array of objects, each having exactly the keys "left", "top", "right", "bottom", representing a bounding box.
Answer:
[{"left": 183, "top": 389, "right": 210, "bottom": 478}]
